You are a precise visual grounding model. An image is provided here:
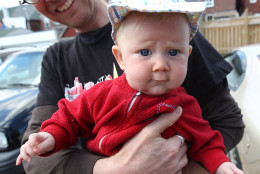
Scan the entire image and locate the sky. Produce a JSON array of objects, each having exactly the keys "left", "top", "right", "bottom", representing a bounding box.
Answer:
[{"left": 0, "top": 0, "right": 20, "bottom": 8}]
